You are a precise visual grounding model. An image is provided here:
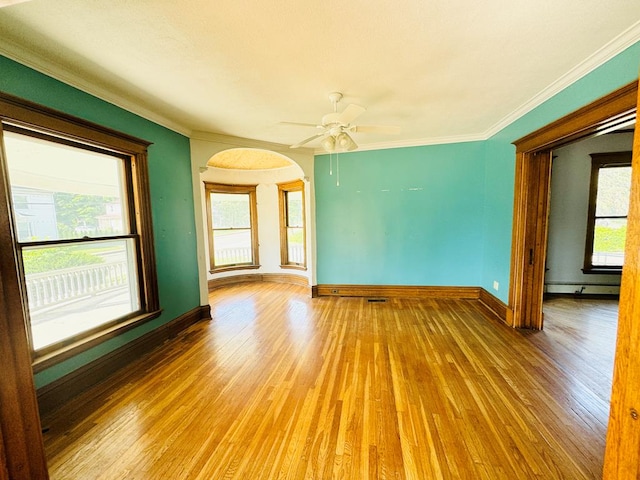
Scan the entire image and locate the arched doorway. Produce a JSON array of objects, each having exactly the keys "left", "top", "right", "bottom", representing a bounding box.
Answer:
[{"left": 189, "top": 135, "right": 316, "bottom": 304}]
